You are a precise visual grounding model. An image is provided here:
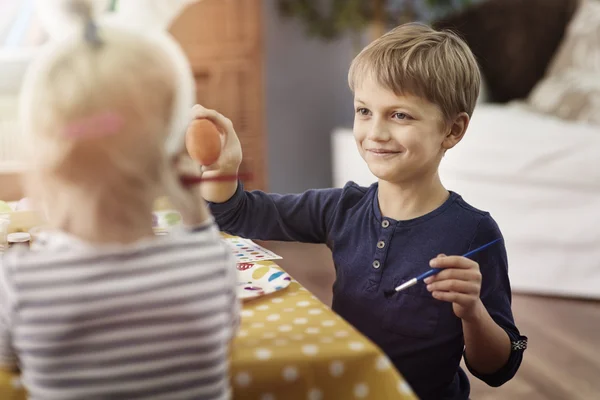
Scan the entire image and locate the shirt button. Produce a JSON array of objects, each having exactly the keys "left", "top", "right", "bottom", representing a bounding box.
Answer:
[
  {"left": 372, "top": 260, "right": 381, "bottom": 269},
  {"left": 377, "top": 241, "right": 385, "bottom": 249},
  {"left": 382, "top": 220, "right": 390, "bottom": 228}
]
